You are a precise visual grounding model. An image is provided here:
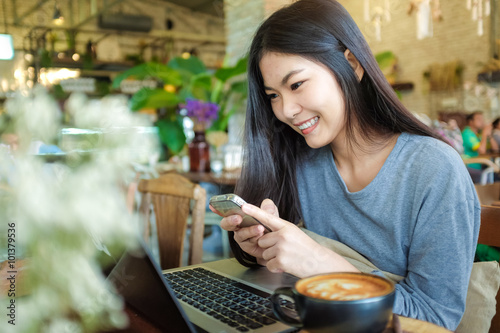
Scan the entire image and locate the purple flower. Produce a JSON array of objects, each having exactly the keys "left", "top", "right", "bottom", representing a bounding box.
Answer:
[{"left": 180, "top": 99, "right": 219, "bottom": 128}]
